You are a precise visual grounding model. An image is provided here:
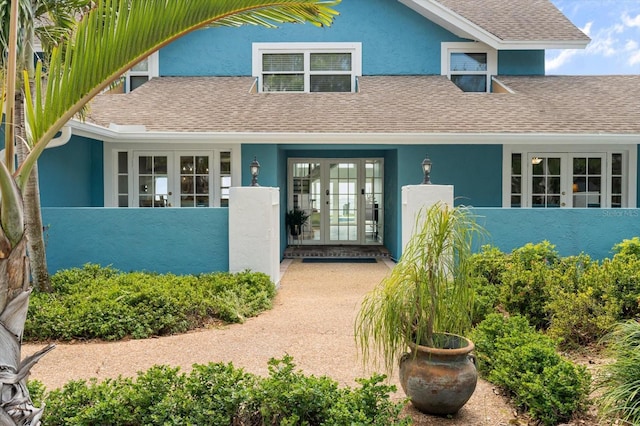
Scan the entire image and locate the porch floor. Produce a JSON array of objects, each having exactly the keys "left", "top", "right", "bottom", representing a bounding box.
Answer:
[{"left": 283, "top": 245, "right": 391, "bottom": 259}]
